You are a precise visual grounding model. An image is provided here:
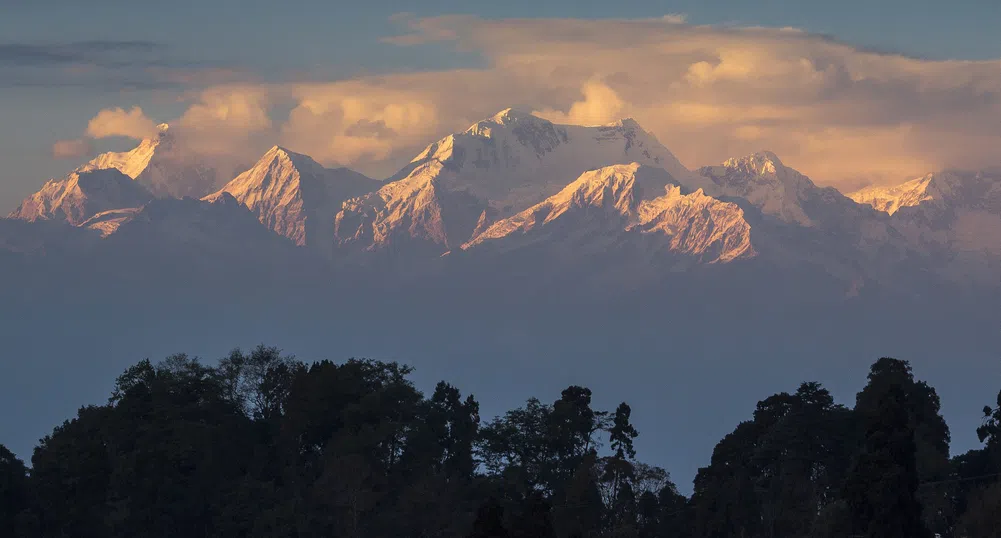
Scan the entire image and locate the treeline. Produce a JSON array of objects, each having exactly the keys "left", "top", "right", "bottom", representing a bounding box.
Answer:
[{"left": 1, "top": 348, "right": 999, "bottom": 537}]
